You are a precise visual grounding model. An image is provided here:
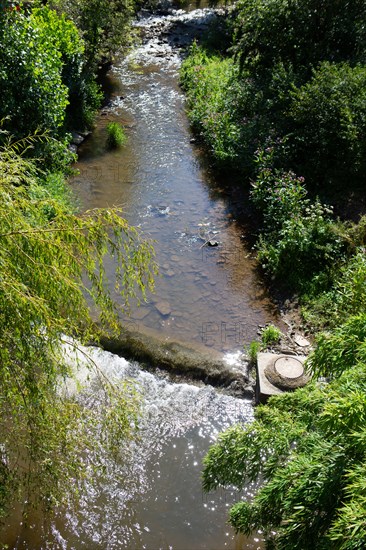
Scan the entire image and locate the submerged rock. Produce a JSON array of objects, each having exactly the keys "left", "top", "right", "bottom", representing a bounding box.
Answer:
[{"left": 155, "top": 300, "right": 172, "bottom": 316}]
